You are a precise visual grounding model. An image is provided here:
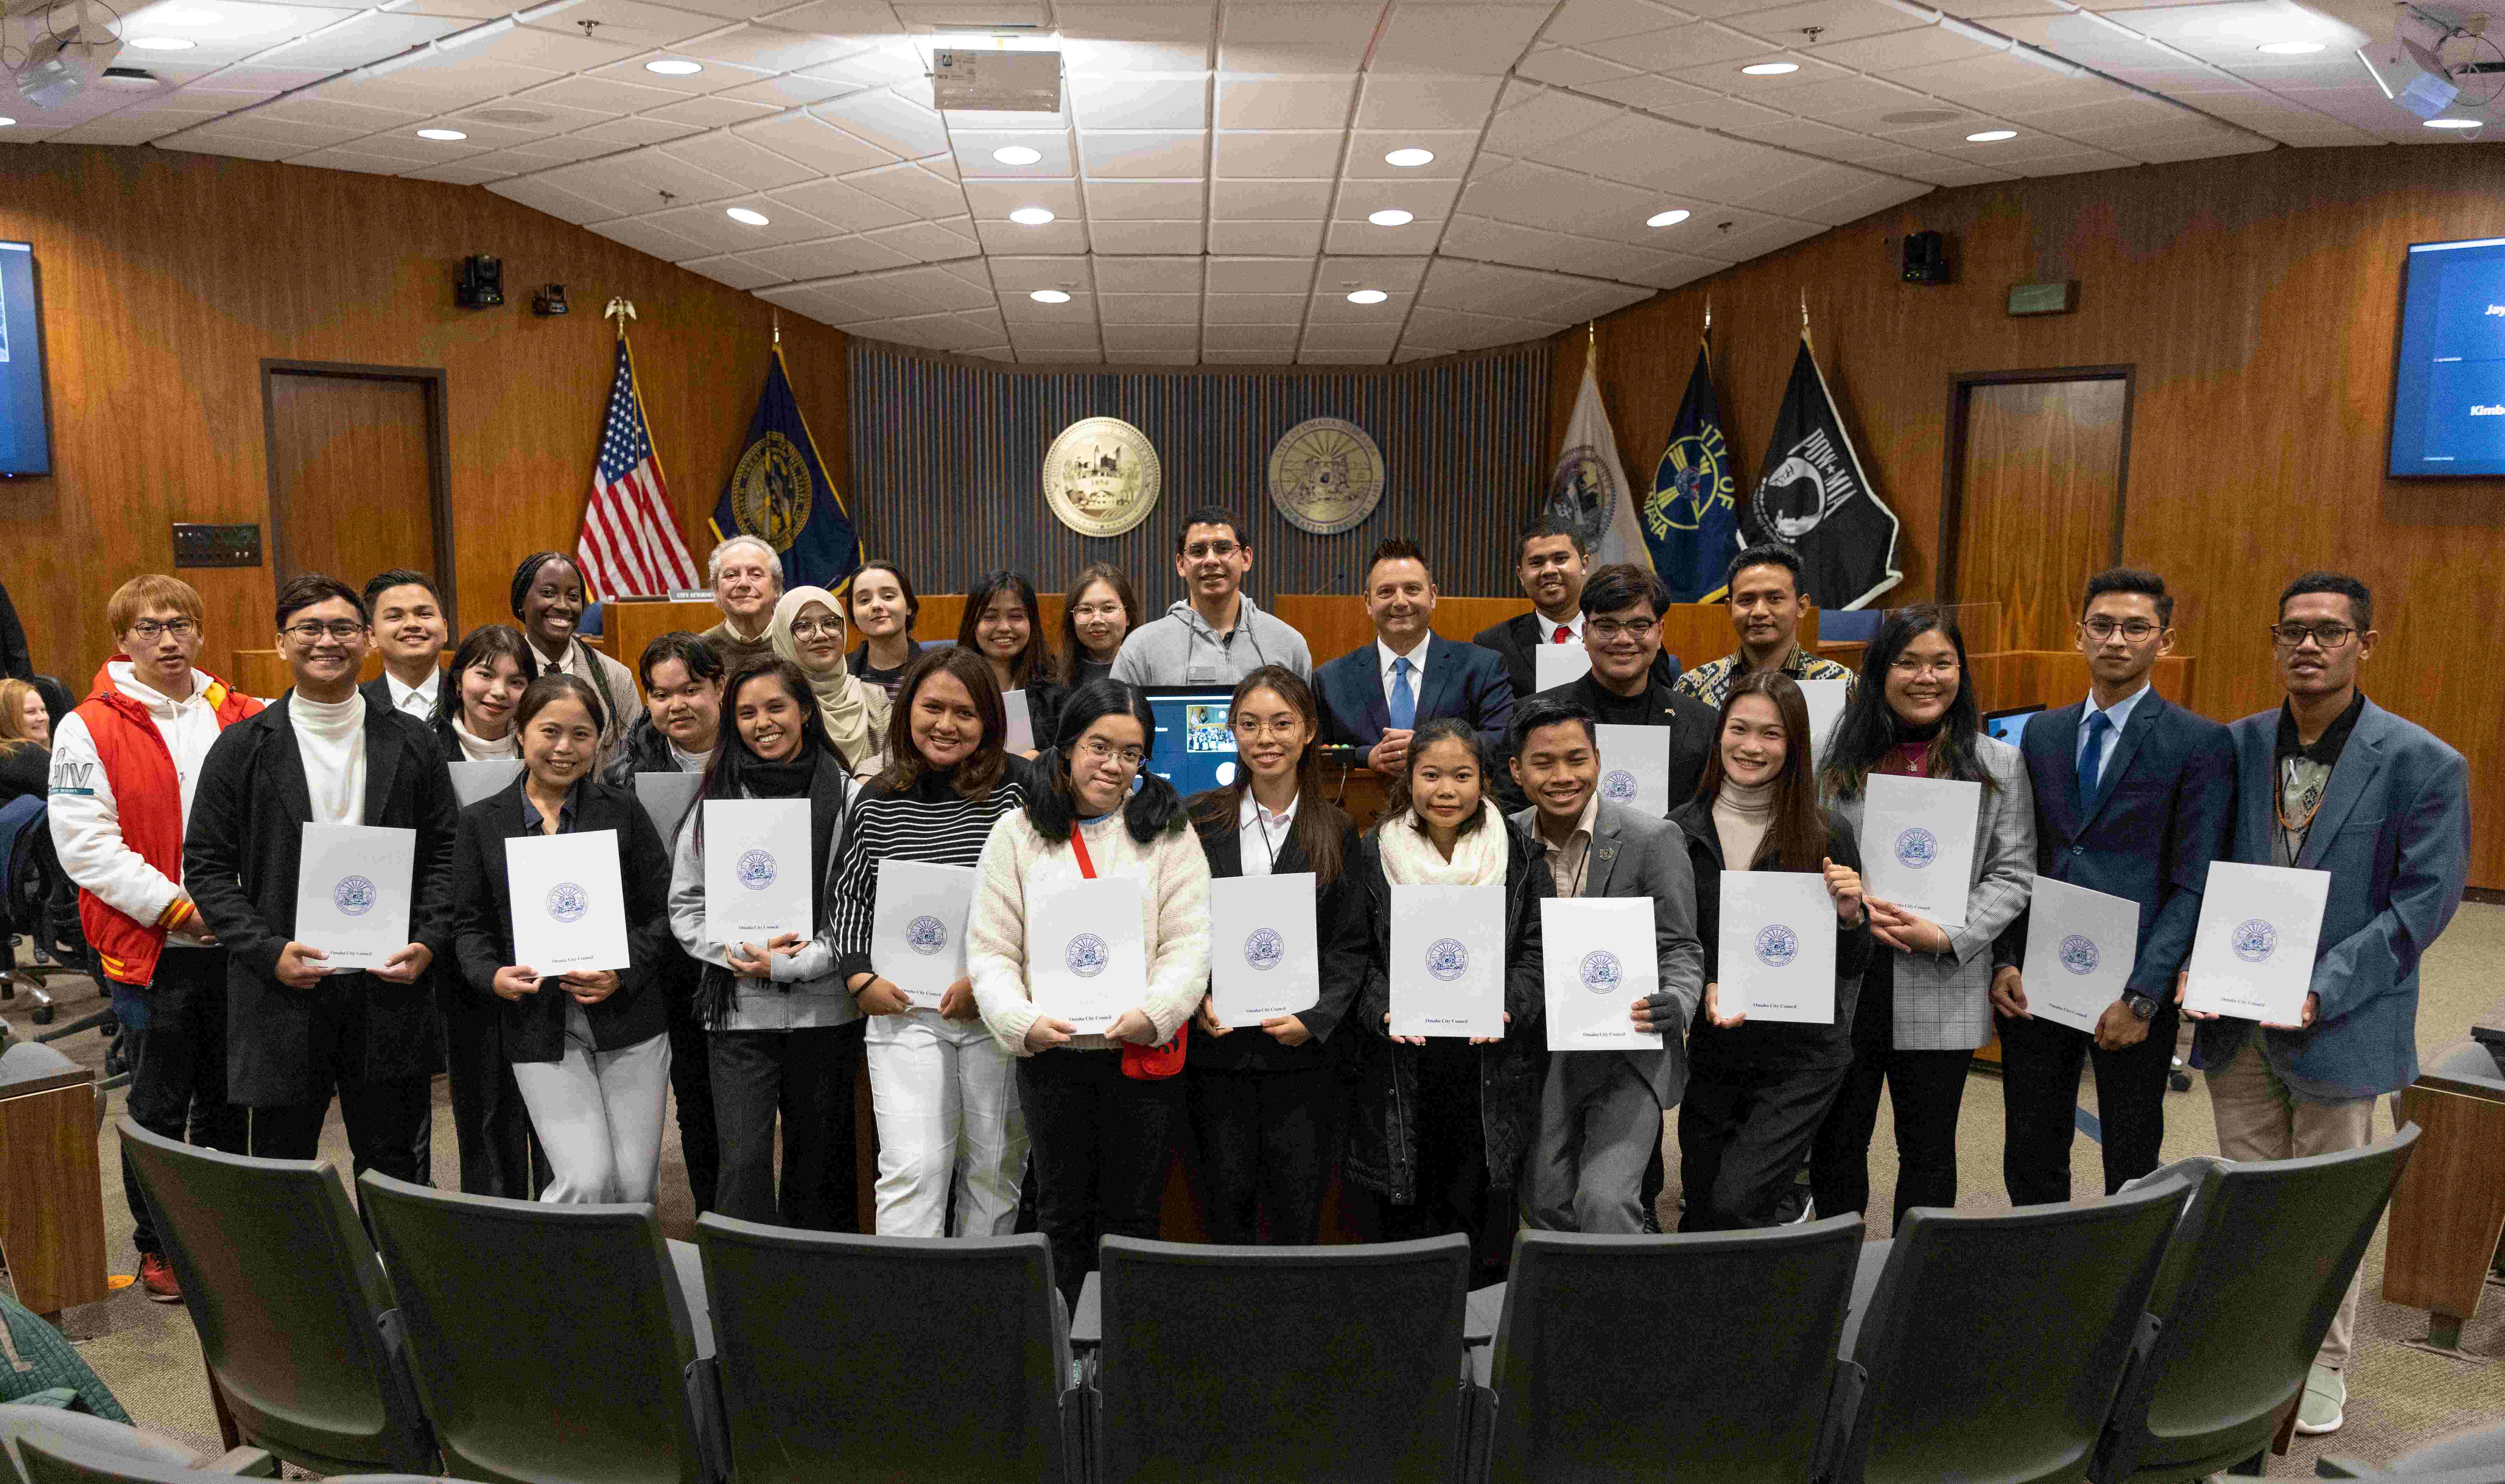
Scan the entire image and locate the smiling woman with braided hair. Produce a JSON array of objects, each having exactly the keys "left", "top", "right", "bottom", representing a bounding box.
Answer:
[{"left": 508, "top": 551, "right": 644, "bottom": 758}]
